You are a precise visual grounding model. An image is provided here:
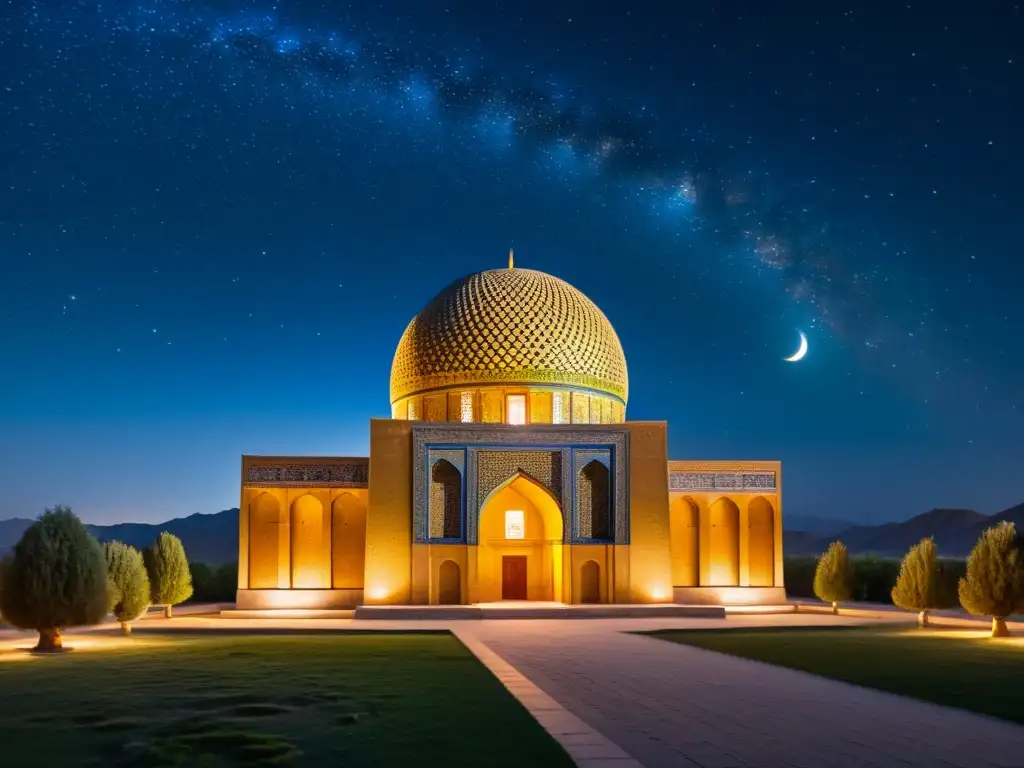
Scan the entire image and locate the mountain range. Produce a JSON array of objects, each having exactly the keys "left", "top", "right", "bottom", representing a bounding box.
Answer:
[
  {"left": 784, "top": 502, "right": 1024, "bottom": 557},
  {"left": 0, "top": 501, "right": 1022, "bottom": 565},
  {"left": 0, "top": 509, "right": 240, "bottom": 566}
]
